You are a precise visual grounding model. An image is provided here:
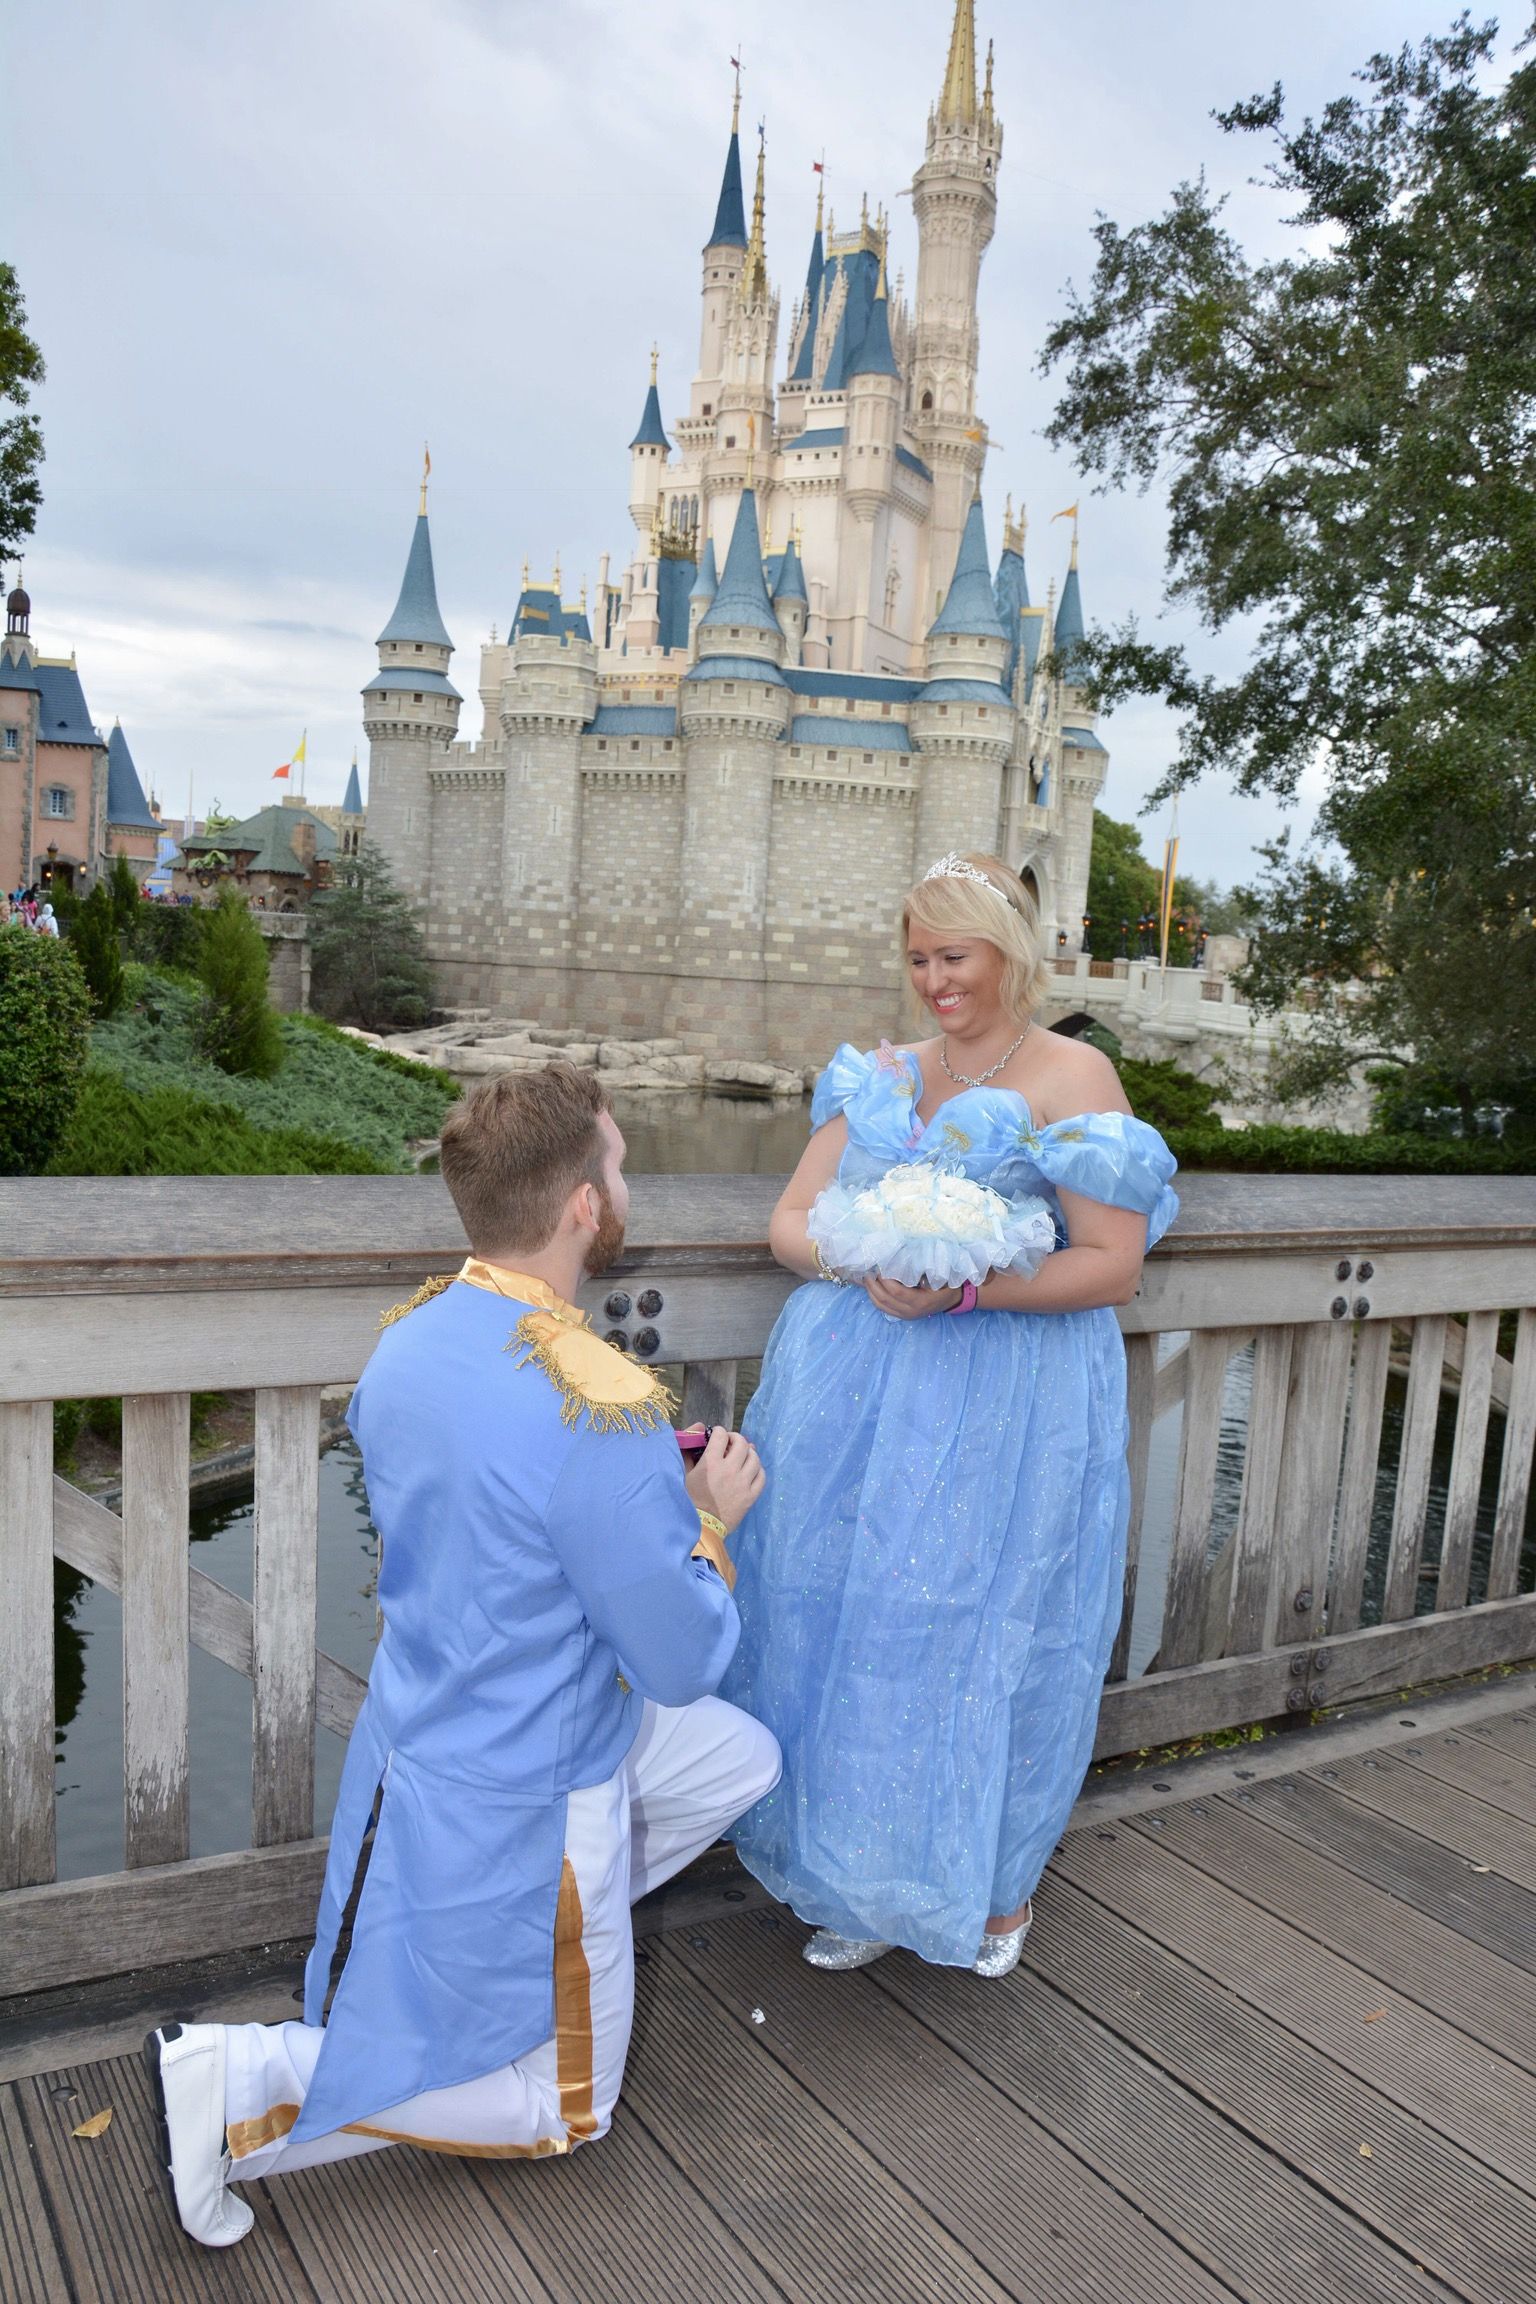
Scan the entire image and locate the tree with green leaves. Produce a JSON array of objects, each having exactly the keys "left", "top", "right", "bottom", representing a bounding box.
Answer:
[
  {"left": 309, "top": 845, "right": 434, "bottom": 1033},
  {"left": 1082, "top": 810, "right": 1213, "bottom": 962},
  {"left": 196, "top": 884, "right": 284, "bottom": 1079},
  {"left": 1041, "top": 16, "right": 1536, "bottom": 1117},
  {"left": 0, "top": 924, "right": 90, "bottom": 1173},
  {"left": 108, "top": 852, "right": 141, "bottom": 934},
  {"left": 0, "top": 265, "right": 44, "bottom": 558},
  {"left": 68, "top": 883, "right": 125, "bottom": 1019}
]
